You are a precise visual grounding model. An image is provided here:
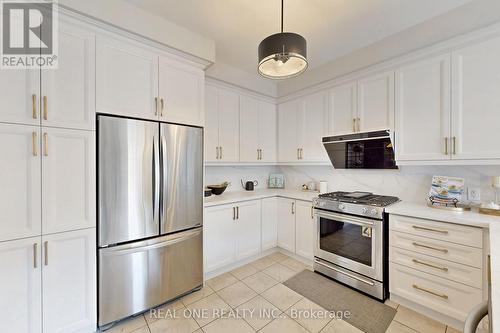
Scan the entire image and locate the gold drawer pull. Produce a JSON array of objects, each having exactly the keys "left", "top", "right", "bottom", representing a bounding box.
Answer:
[
  {"left": 444, "top": 137, "right": 448, "bottom": 155},
  {"left": 43, "top": 96, "right": 48, "bottom": 120},
  {"left": 412, "top": 242, "right": 448, "bottom": 253},
  {"left": 412, "top": 259, "right": 448, "bottom": 272},
  {"left": 32, "top": 94, "right": 37, "bottom": 119},
  {"left": 43, "top": 133, "right": 48, "bottom": 156},
  {"left": 33, "top": 243, "right": 38, "bottom": 268},
  {"left": 32, "top": 132, "right": 38, "bottom": 156},
  {"left": 412, "top": 225, "right": 448, "bottom": 234},
  {"left": 452, "top": 137, "right": 457, "bottom": 155},
  {"left": 412, "top": 284, "right": 448, "bottom": 299}
]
